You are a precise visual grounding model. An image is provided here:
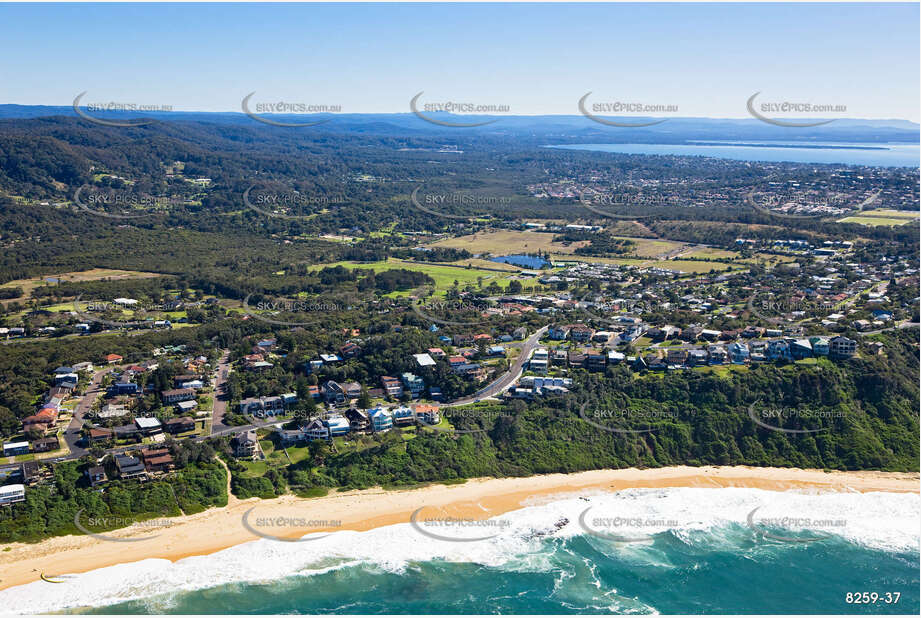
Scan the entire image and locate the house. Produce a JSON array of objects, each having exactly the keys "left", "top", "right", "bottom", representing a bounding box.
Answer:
[
  {"left": 303, "top": 419, "right": 329, "bottom": 441},
  {"left": 413, "top": 353, "right": 436, "bottom": 368},
  {"left": 175, "top": 400, "right": 198, "bottom": 414},
  {"left": 810, "top": 337, "right": 830, "bottom": 356},
  {"left": 644, "top": 353, "right": 667, "bottom": 371},
  {"left": 0, "top": 484, "right": 26, "bottom": 506},
  {"left": 829, "top": 336, "right": 857, "bottom": 359},
  {"left": 512, "top": 326, "right": 527, "bottom": 340},
  {"left": 31, "top": 436, "right": 60, "bottom": 453},
  {"left": 134, "top": 417, "right": 163, "bottom": 435},
  {"left": 728, "top": 342, "right": 750, "bottom": 364},
  {"left": 666, "top": 348, "right": 688, "bottom": 366},
  {"left": 429, "top": 386, "right": 443, "bottom": 401},
  {"left": 766, "top": 339, "right": 792, "bottom": 361},
  {"left": 380, "top": 376, "right": 404, "bottom": 398},
  {"left": 687, "top": 349, "right": 710, "bottom": 366},
  {"left": 790, "top": 339, "right": 813, "bottom": 360},
  {"left": 165, "top": 417, "right": 196, "bottom": 434},
  {"left": 707, "top": 345, "right": 728, "bottom": 364},
  {"left": 105, "top": 354, "right": 123, "bottom": 364},
  {"left": 239, "top": 396, "right": 284, "bottom": 417},
  {"left": 86, "top": 466, "right": 108, "bottom": 487},
  {"left": 161, "top": 388, "right": 196, "bottom": 404},
  {"left": 339, "top": 342, "right": 362, "bottom": 358},
  {"left": 344, "top": 408, "right": 371, "bottom": 432},
  {"left": 700, "top": 329, "right": 722, "bottom": 342},
  {"left": 231, "top": 430, "right": 259, "bottom": 458},
  {"left": 488, "top": 345, "right": 506, "bottom": 357},
  {"left": 592, "top": 331, "right": 613, "bottom": 343},
  {"left": 548, "top": 325, "right": 571, "bottom": 340},
  {"left": 324, "top": 414, "right": 351, "bottom": 437},
  {"left": 391, "top": 405, "right": 415, "bottom": 426},
  {"left": 142, "top": 448, "right": 175, "bottom": 473},
  {"left": 323, "top": 381, "right": 348, "bottom": 405},
  {"left": 530, "top": 348, "right": 549, "bottom": 374},
  {"left": 22, "top": 409, "right": 58, "bottom": 434},
  {"left": 402, "top": 373, "right": 425, "bottom": 398},
  {"left": 88, "top": 427, "right": 115, "bottom": 443},
  {"left": 110, "top": 379, "right": 139, "bottom": 395},
  {"left": 452, "top": 334, "right": 474, "bottom": 346},
  {"left": 115, "top": 455, "right": 147, "bottom": 480},
  {"left": 742, "top": 326, "right": 765, "bottom": 339},
  {"left": 415, "top": 404, "right": 440, "bottom": 425},
  {"left": 173, "top": 374, "right": 199, "bottom": 388},
  {"left": 607, "top": 350, "right": 625, "bottom": 364},
  {"left": 568, "top": 351, "right": 586, "bottom": 369},
  {"left": 54, "top": 372, "right": 79, "bottom": 387},
  {"left": 2, "top": 442, "right": 29, "bottom": 457},
  {"left": 585, "top": 350, "right": 606, "bottom": 371},
  {"left": 370, "top": 407, "right": 393, "bottom": 432},
  {"left": 569, "top": 324, "right": 594, "bottom": 342}
]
